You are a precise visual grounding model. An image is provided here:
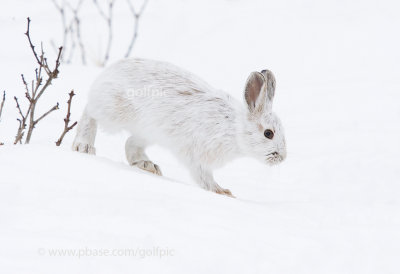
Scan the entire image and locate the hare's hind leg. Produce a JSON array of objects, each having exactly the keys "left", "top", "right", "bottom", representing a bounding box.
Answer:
[
  {"left": 125, "top": 135, "right": 162, "bottom": 176},
  {"left": 72, "top": 108, "right": 97, "bottom": 154}
]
